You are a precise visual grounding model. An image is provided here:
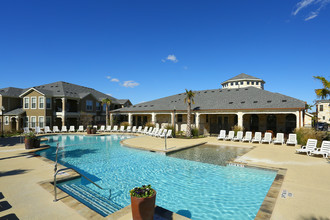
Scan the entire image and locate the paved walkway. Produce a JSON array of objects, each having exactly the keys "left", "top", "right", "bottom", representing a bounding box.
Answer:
[{"left": 1, "top": 134, "right": 330, "bottom": 219}]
